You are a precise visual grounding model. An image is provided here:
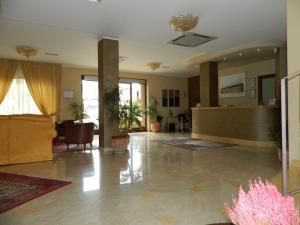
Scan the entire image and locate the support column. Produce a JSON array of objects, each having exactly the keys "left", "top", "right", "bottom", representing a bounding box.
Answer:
[
  {"left": 98, "top": 38, "right": 119, "bottom": 148},
  {"left": 275, "top": 46, "right": 287, "bottom": 105},
  {"left": 200, "top": 61, "right": 218, "bottom": 107}
]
